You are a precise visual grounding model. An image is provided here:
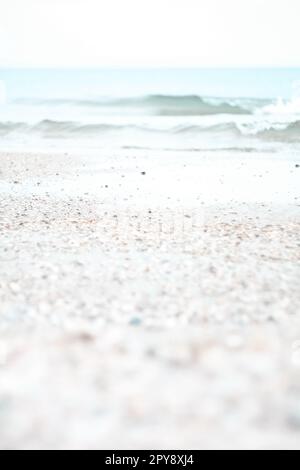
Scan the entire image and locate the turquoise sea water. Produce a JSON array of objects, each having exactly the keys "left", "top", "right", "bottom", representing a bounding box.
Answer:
[{"left": 0, "top": 68, "right": 300, "bottom": 151}]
